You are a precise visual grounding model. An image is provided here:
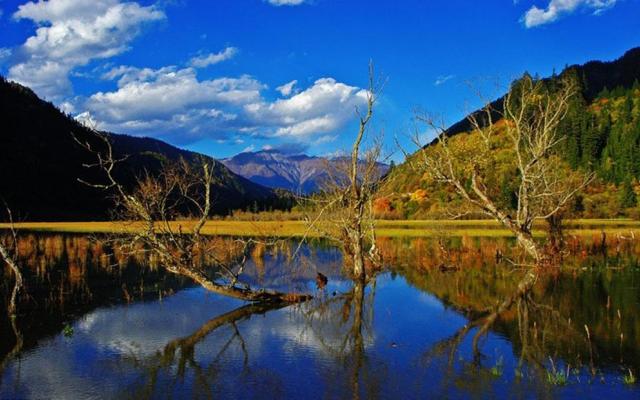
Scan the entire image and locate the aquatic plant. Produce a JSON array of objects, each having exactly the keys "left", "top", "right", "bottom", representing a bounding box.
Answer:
[
  {"left": 63, "top": 324, "right": 74, "bottom": 337},
  {"left": 547, "top": 358, "right": 570, "bottom": 386},
  {"left": 623, "top": 369, "right": 636, "bottom": 385},
  {"left": 491, "top": 356, "right": 504, "bottom": 377}
]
